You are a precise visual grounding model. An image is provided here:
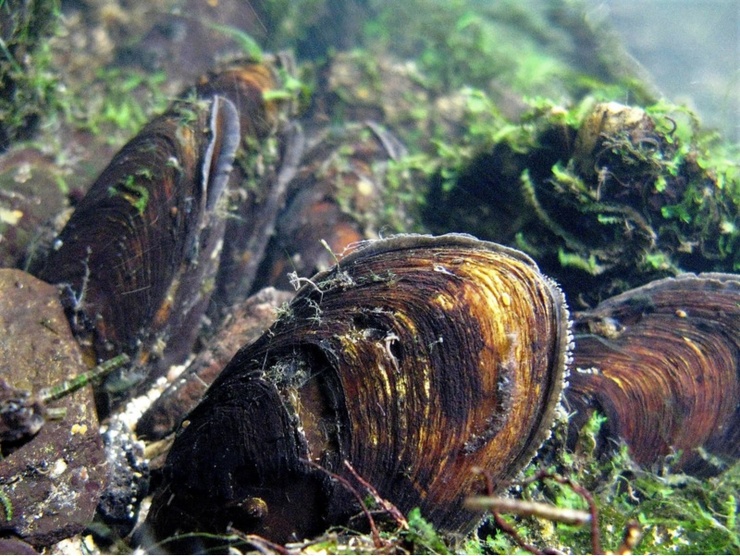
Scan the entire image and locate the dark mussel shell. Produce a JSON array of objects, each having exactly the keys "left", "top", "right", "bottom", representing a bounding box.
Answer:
[
  {"left": 31, "top": 93, "right": 240, "bottom": 396},
  {"left": 146, "top": 233, "right": 570, "bottom": 546},
  {"left": 565, "top": 273, "right": 740, "bottom": 475},
  {"left": 136, "top": 287, "right": 294, "bottom": 443},
  {"left": 197, "top": 56, "right": 306, "bottom": 314},
  {"left": 193, "top": 59, "right": 284, "bottom": 142}
]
